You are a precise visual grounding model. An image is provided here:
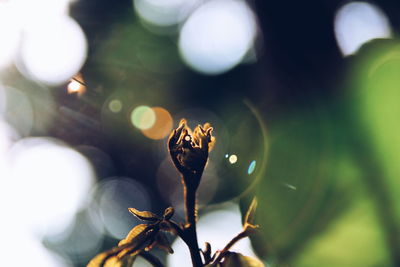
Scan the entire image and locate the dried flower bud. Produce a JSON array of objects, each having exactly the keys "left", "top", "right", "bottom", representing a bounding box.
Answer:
[{"left": 168, "top": 119, "right": 215, "bottom": 189}]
